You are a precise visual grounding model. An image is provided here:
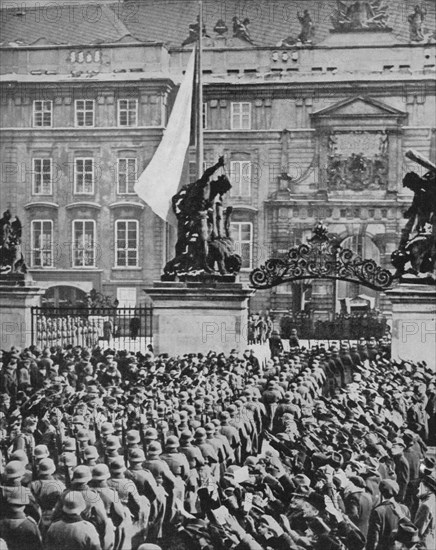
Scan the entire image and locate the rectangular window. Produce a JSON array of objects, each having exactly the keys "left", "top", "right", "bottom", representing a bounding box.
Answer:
[
  {"left": 115, "top": 220, "right": 138, "bottom": 267},
  {"left": 230, "top": 161, "right": 251, "bottom": 197},
  {"left": 33, "top": 100, "right": 52, "bottom": 127},
  {"left": 230, "top": 222, "right": 253, "bottom": 270},
  {"left": 118, "top": 99, "right": 138, "bottom": 127},
  {"left": 74, "top": 158, "right": 94, "bottom": 194},
  {"left": 75, "top": 99, "right": 95, "bottom": 127},
  {"left": 231, "top": 102, "right": 251, "bottom": 130},
  {"left": 31, "top": 220, "right": 53, "bottom": 267},
  {"left": 32, "top": 158, "right": 52, "bottom": 195},
  {"left": 72, "top": 220, "right": 96, "bottom": 267},
  {"left": 117, "top": 158, "right": 137, "bottom": 194}
]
